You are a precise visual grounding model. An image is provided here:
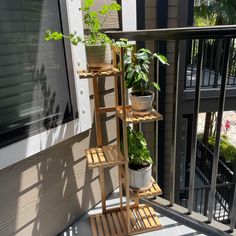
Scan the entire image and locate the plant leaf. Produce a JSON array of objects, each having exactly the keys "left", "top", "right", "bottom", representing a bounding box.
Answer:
[
  {"left": 154, "top": 54, "right": 169, "bottom": 65},
  {"left": 150, "top": 82, "right": 160, "bottom": 91}
]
